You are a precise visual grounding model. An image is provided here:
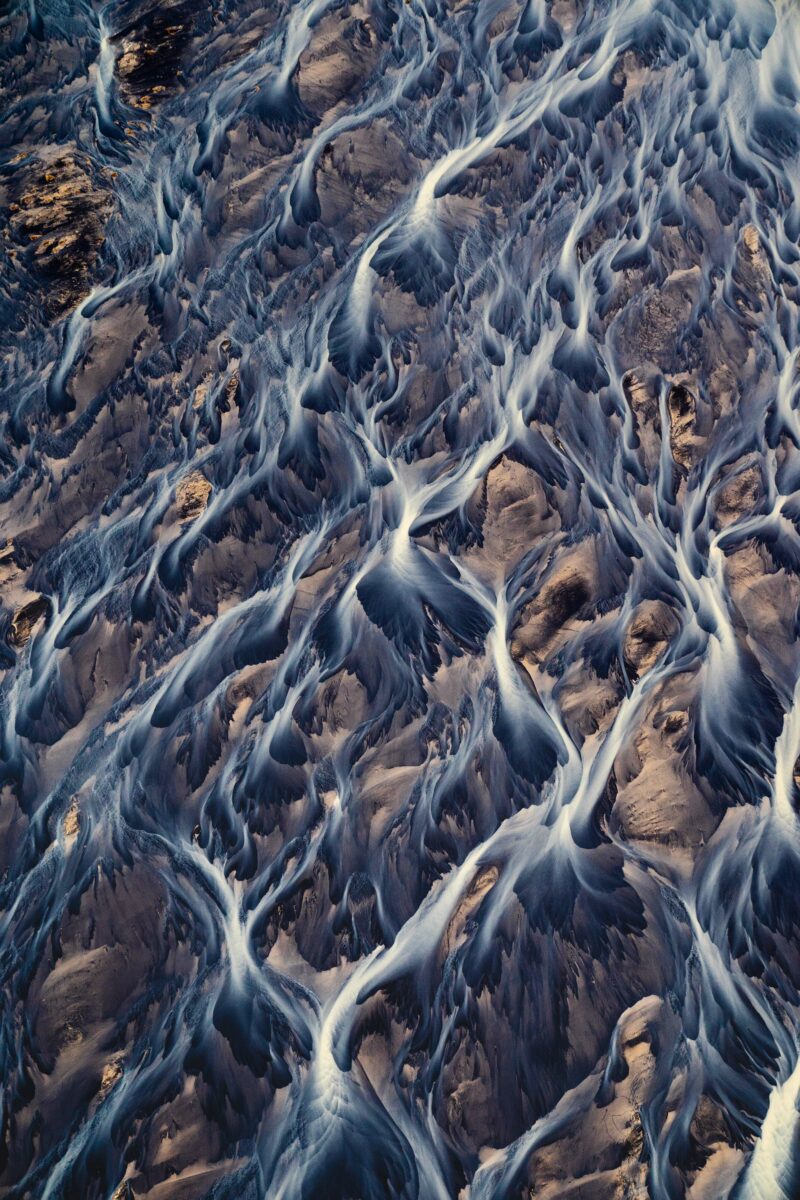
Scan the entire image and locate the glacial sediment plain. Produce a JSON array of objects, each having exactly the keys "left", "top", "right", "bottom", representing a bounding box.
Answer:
[{"left": 2, "top": 1, "right": 800, "bottom": 1197}]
